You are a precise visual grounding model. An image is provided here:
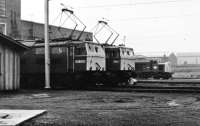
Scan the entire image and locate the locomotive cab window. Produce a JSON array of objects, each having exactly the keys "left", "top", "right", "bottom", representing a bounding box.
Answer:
[
  {"left": 95, "top": 46, "right": 98, "bottom": 52},
  {"left": 51, "top": 47, "right": 65, "bottom": 54},
  {"left": 106, "top": 49, "right": 119, "bottom": 58},
  {"left": 88, "top": 44, "right": 95, "bottom": 52},
  {"left": 122, "top": 51, "right": 125, "bottom": 55},
  {"left": 88, "top": 45, "right": 93, "bottom": 51},
  {"left": 113, "top": 50, "right": 119, "bottom": 58},
  {"left": 75, "top": 46, "right": 86, "bottom": 55},
  {"left": 89, "top": 45, "right": 91, "bottom": 50}
]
